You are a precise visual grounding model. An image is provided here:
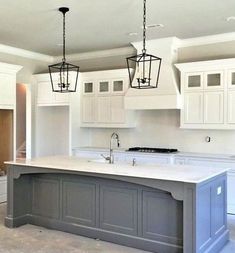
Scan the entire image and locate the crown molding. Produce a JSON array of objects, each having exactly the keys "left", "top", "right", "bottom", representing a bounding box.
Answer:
[
  {"left": 1, "top": 32, "right": 235, "bottom": 63},
  {"left": 53, "top": 46, "right": 136, "bottom": 62},
  {"left": 180, "top": 32, "right": 235, "bottom": 48},
  {"left": 0, "top": 44, "right": 53, "bottom": 63},
  {"left": 0, "top": 61, "right": 23, "bottom": 73}
]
